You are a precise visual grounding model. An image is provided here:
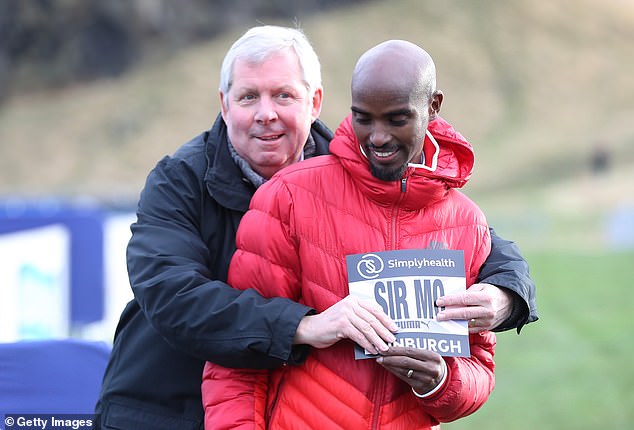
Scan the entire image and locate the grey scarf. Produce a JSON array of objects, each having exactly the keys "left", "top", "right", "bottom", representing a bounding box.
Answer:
[{"left": 228, "top": 133, "right": 317, "bottom": 189}]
